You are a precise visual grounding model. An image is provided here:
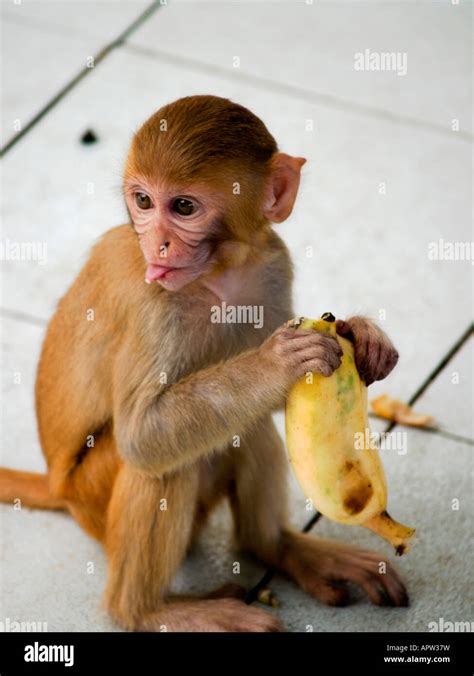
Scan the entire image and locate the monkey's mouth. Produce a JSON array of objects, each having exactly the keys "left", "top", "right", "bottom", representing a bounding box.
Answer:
[
  {"left": 146, "top": 263, "right": 179, "bottom": 283},
  {"left": 146, "top": 248, "right": 214, "bottom": 285}
]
